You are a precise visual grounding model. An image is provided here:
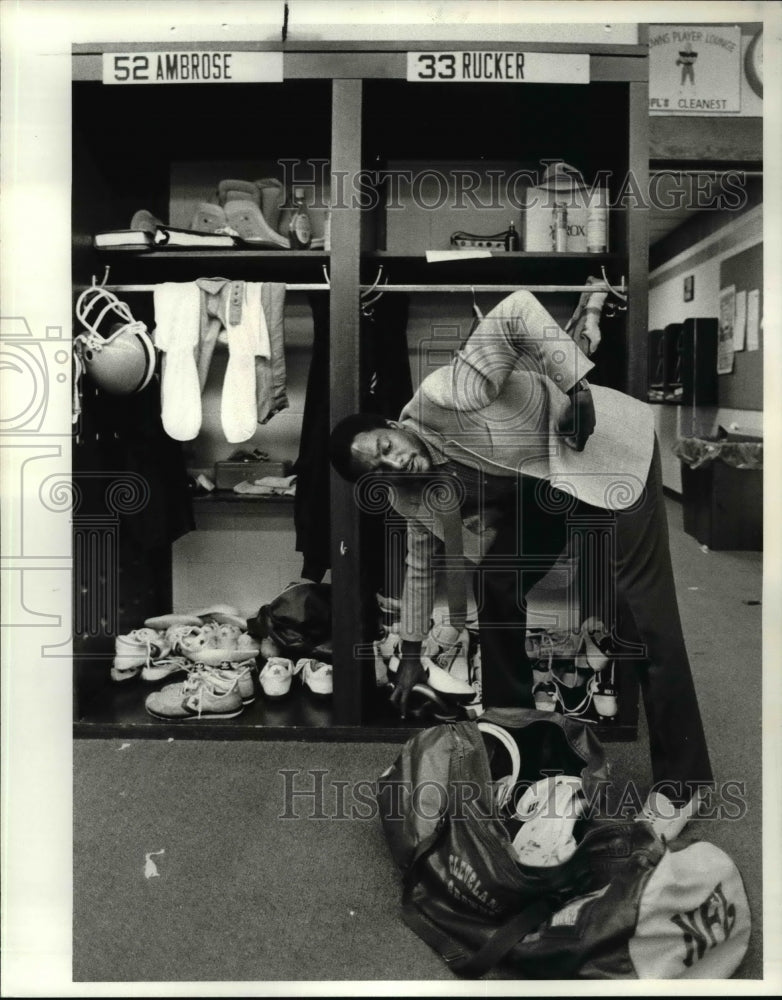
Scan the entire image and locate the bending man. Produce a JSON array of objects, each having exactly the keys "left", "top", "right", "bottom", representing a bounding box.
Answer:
[{"left": 330, "top": 289, "right": 712, "bottom": 817}]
